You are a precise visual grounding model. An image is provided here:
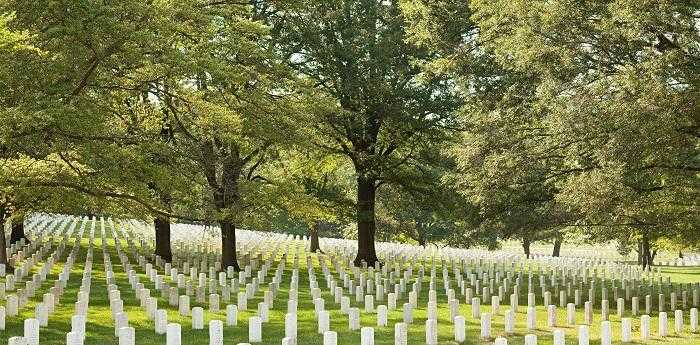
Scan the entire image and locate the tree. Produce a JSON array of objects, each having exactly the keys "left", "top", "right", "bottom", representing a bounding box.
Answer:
[
  {"left": 405, "top": 0, "right": 699, "bottom": 262},
  {"left": 140, "top": 4, "right": 299, "bottom": 271},
  {"left": 1, "top": 0, "right": 302, "bottom": 272},
  {"left": 0, "top": 0, "right": 190, "bottom": 265},
  {"left": 402, "top": 1, "right": 574, "bottom": 257},
  {"left": 475, "top": 0, "right": 698, "bottom": 266},
  {"left": 271, "top": 0, "right": 462, "bottom": 266}
]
